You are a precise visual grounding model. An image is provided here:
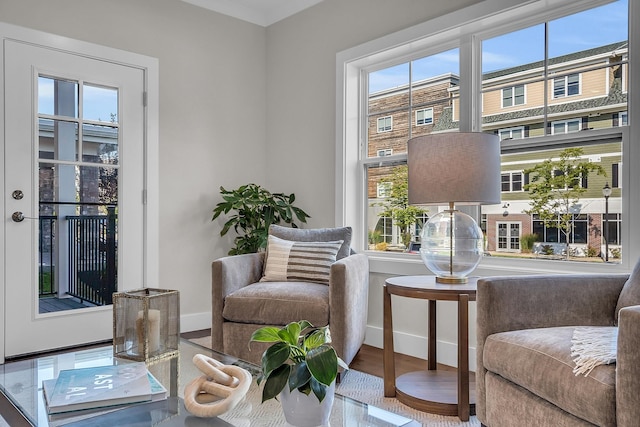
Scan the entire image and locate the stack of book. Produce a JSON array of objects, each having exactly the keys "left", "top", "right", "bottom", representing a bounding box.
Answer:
[{"left": 43, "top": 362, "right": 167, "bottom": 417}]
